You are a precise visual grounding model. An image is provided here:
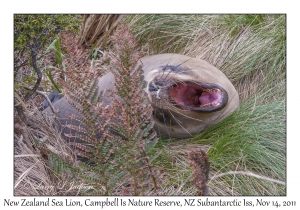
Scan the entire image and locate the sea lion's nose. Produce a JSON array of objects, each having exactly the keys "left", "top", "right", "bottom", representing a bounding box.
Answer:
[{"left": 149, "top": 83, "right": 159, "bottom": 92}]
